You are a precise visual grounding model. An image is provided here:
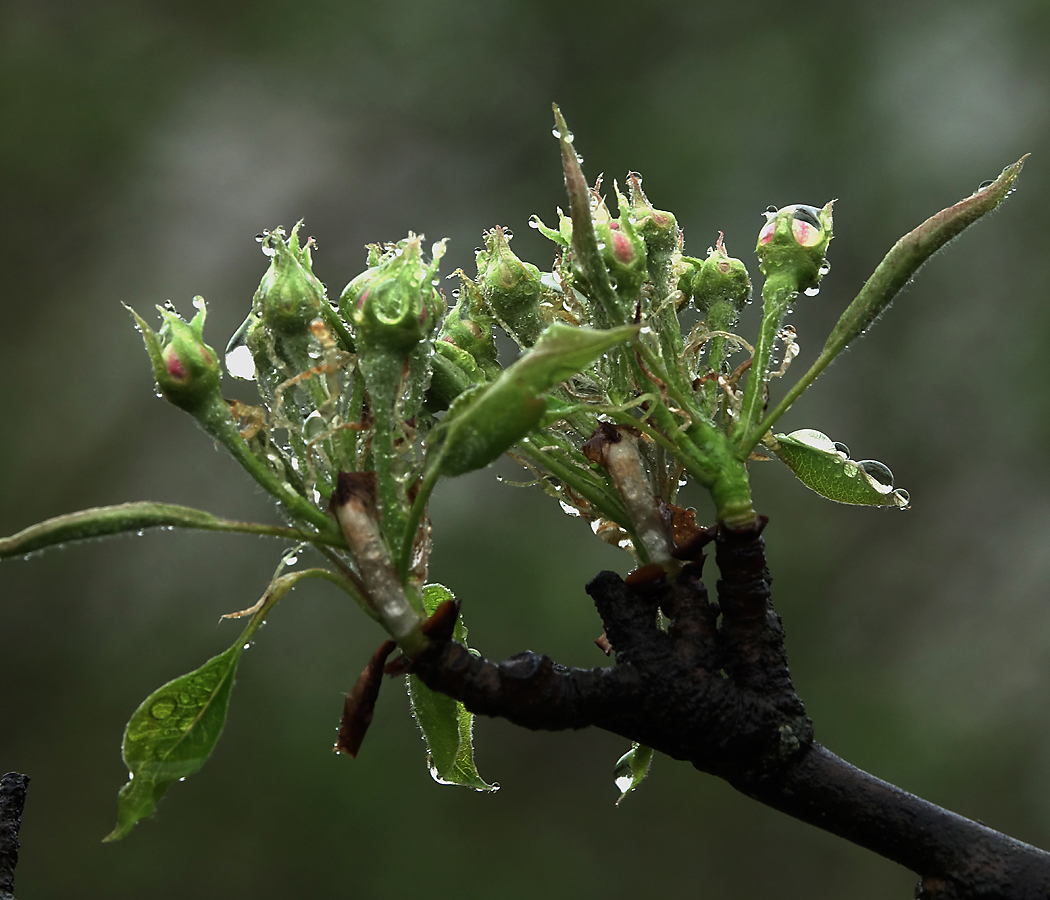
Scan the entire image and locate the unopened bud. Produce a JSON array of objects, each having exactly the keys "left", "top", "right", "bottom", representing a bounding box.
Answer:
[
  {"left": 627, "top": 172, "right": 678, "bottom": 254},
  {"left": 255, "top": 223, "right": 325, "bottom": 336},
  {"left": 595, "top": 184, "right": 648, "bottom": 297},
  {"left": 439, "top": 272, "right": 500, "bottom": 379},
  {"left": 339, "top": 234, "right": 446, "bottom": 354},
  {"left": 687, "top": 234, "right": 752, "bottom": 330},
  {"left": 756, "top": 202, "right": 834, "bottom": 292},
  {"left": 129, "top": 299, "right": 222, "bottom": 415},
  {"left": 476, "top": 225, "right": 544, "bottom": 347}
]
